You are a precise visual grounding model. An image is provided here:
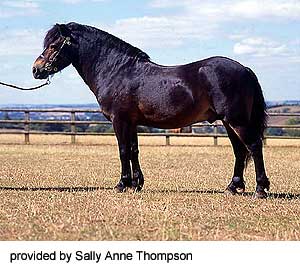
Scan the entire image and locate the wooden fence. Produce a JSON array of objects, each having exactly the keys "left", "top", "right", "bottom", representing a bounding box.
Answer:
[{"left": 0, "top": 108, "right": 299, "bottom": 145}]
